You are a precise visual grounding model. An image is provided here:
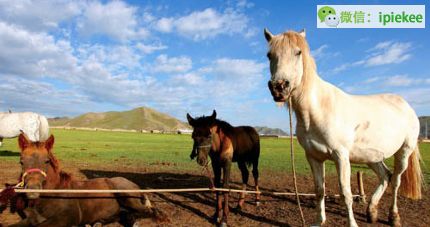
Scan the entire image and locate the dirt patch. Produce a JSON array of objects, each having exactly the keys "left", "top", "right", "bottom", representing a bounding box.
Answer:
[{"left": 1, "top": 162, "right": 429, "bottom": 226}]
